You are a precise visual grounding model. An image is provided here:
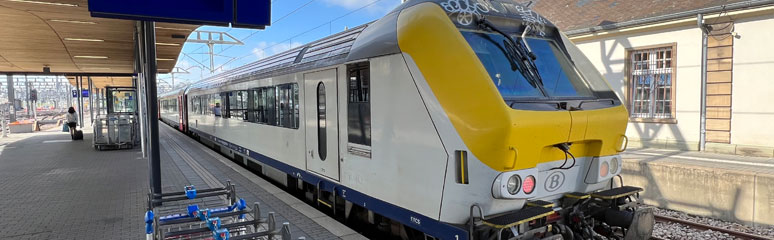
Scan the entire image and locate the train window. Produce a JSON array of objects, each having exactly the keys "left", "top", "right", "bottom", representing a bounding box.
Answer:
[
  {"left": 194, "top": 96, "right": 202, "bottom": 115},
  {"left": 317, "top": 82, "right": 327, "bottom": 161},
  {"left": 347, "top": 62, "right": 371, "bottom": 146},
  {"left": 251, "top": 87, "right": 277, "bottom": 125},
  {"left": 210, "top": 94, "right": 222, "bottom": 117},
  {"left": 190, "top": 97, "right": 198, "bottom": 115},
  {"left": 228, "top": 91, "right": 249, "bottom": 120},
  {"left": 251, "top": 88, "right": 262, "bottom": 123},
  {"left": 277, "top": 83, "right": 299, "bottom": 128},
  {"left": 250, "top": 84, "right": 298, "bottom": 129},
  {"left": 220, "top": 92, "right": 230, "bottom": 118},
  {"left": 201, "top": 96, "right": 209, "bottom": 115},
  {"left": 278, "top": 86, "right": 289, "bottom": 126},
  {"left": 162, "top": 99, "right": 171, "bottom": 114},
  {"left": 203, "top": 95, "right": 212, "bottom": 115}
]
